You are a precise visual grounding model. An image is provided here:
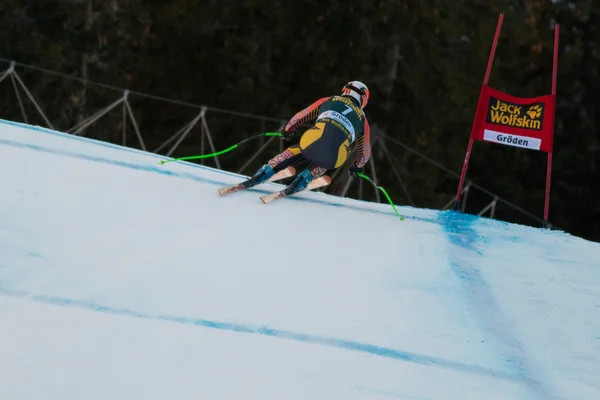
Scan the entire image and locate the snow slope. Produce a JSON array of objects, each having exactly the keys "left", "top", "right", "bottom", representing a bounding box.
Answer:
[{"left": 0, "top": 118, "right": 598, "bottom": 400}]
